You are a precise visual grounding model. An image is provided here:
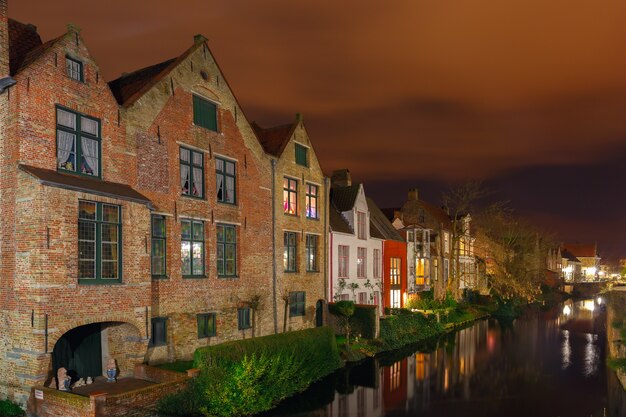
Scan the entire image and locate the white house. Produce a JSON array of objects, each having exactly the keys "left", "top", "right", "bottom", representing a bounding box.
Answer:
[{"left": 328, "top": 170, "right": 383, "bottom": 311}]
